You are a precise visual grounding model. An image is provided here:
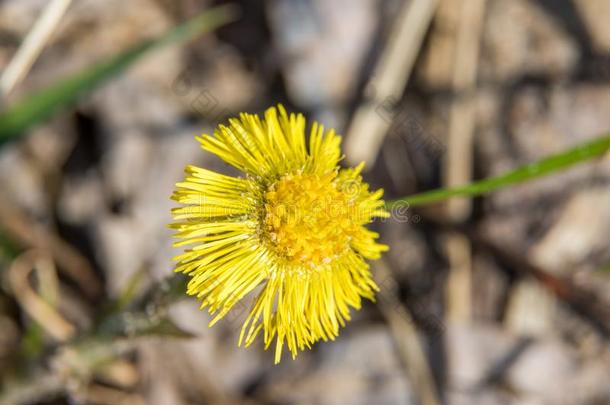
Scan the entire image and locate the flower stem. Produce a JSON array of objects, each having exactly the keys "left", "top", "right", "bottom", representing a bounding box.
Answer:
[{"left": 387, "top": 134, "right": 610, "bottom": 208}]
